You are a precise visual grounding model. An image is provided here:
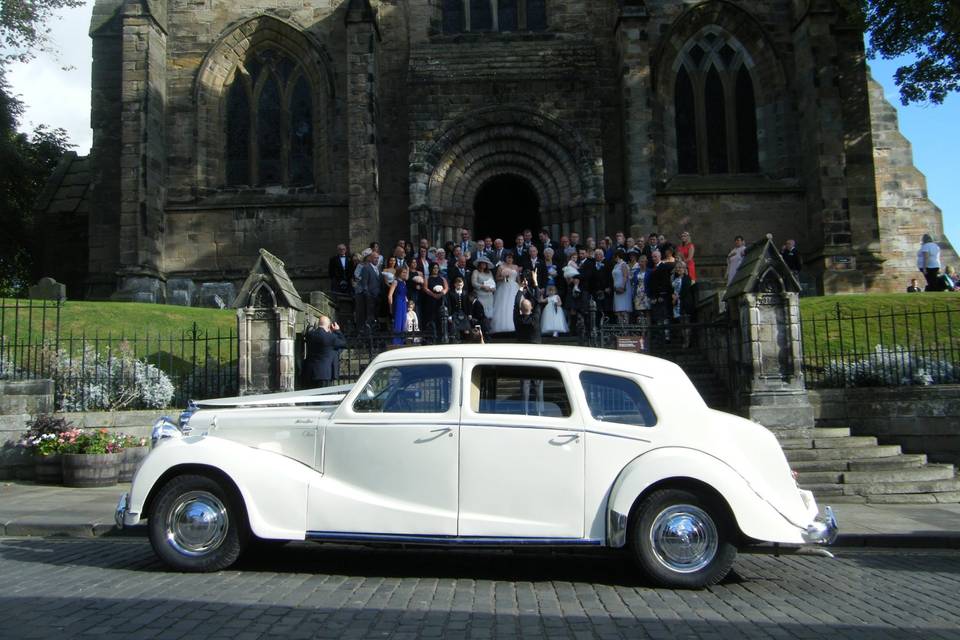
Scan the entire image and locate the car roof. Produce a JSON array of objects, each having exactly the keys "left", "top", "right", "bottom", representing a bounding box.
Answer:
[{"left": 372, "top": 343, "right": 675, "bottom": 377}]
